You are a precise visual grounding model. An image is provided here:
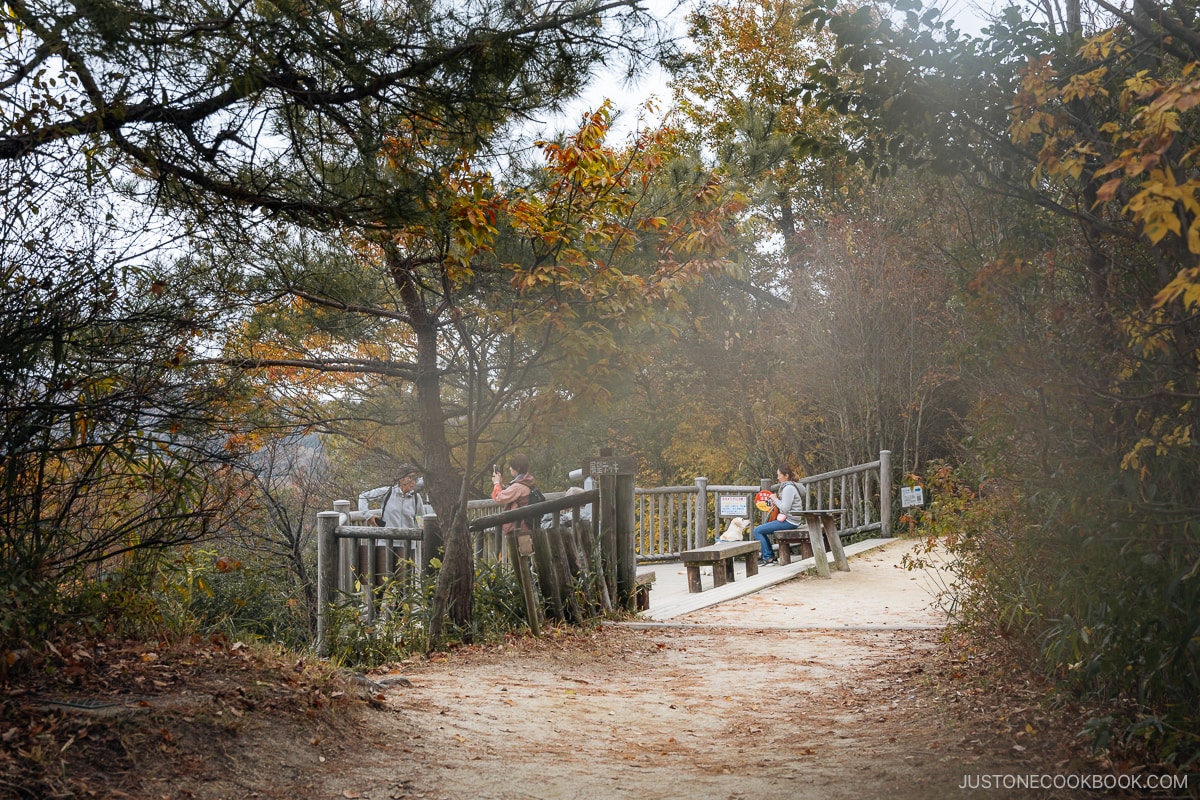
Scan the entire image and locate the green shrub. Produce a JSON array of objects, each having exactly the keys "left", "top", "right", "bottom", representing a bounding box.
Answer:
[
  {"left": 904, "top": 461, "right": 1200, "bottom": 767},
  {"left": 321, "top": 559, "right": 549, "bottom": 668},
  {"left": 146, "top": 546, "right": 314, "bottom": 647}
]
